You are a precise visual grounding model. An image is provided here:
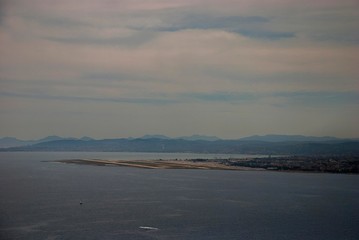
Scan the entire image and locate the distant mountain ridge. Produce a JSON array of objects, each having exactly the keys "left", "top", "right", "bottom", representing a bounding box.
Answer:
[
  {"left": 0, "top": 137, "right": 31, "bottom": 148},
  {"left": 1, "top": 134, "right": 357, "bottom": 146},
  {"left": 139, "top": 134, "right": 221, "bottom": 141},
  {"left": 0, "top": 136, "right": 94, "bottom": 148},
  {"left": 139, "top": 135, "right": 171, "bottom": 140},
  {"left": 177, "top": 135, "right": 221, "bottom": 141},
  {"left": 1, "top": 135, "right": 359, "bottom": 155},
  {"left": 239, "top": 134, "right": 342, "bottom": 142}
]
